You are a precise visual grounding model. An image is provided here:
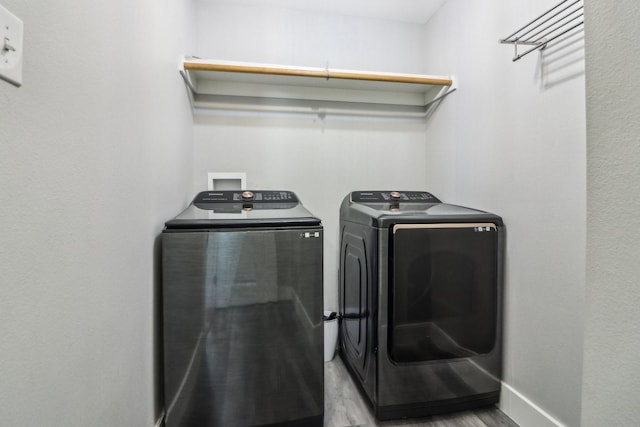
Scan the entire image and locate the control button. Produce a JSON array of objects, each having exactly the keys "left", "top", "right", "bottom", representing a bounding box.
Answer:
[
  {"left": 390, "top": 191, "right": 401, "bottom": 200},
  {"left": 241, "top": 191, "right": 254, "bottom": 200}
]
